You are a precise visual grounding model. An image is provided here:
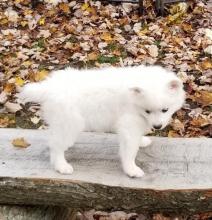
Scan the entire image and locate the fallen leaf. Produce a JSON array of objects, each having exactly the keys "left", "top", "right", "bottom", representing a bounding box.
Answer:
[
  {"left": 147, "top": 45, "right": 158, "bottom": 58},
  {"left": 4, "top": 7, "right": 19, "bottom": 23},
  {"left": 133, "top": 22, "right": 141, "bottom": 33},
  {"left": 3, "top": 83, "right": 16, "bottom": 94},
  {"left": 201, "top": 59, "right": 212, "bottom": 70},
  {"left": 190, "top": 116, "right": 211, "bottom": 127},
  {"left": 34, "top": 70, "right": 49, "bottom": 82},
  {"left": 168, "top": 130, "right": 181, "bottom": 137},
  {"left": 12, "top": 137, "right": 30, "bottom": 148},
  {"left": 15, "top": 77, "right": 25, "bottom": 87},
  {"left": 0, "top": 92, "right": 7, "bottom": 104},
  {"left": 169, "top": 2, "right": 188, "bottom": 15},
  {"left": 59, "top": 3, "right": 70, "bottom": 13},
  {"left": 171, "top": 119, "right": 185, "bottom": 135},
  {"left": 87, "top": 52, "right": 98, "bottom": 60},
  {"left": 204, "top": 45, "right": 212, "bottom": 55},
  {"left": 205, "top": 28, "right": 212, "bottom": 40},
  {"left": 100, "top": 32, "right": 113, "bottom": 42},
  {"left": 5, "top": 102, "right": 22, "bottom": 113},
  {"left": 195, "top": 91, "right": 212, "bottom": 106},
  {"left": 81, "top": 3, "right": 89, "bottom": 11},
  {"left": 38, "top": 17, "right": 45, "bottom": 25},
  {"left": 0, "top": 117, "right": 10, "bottom": 128}
]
